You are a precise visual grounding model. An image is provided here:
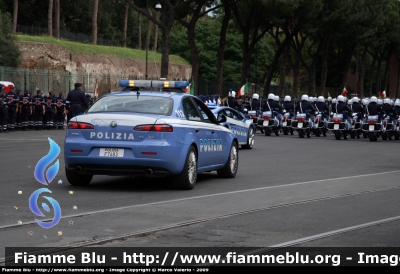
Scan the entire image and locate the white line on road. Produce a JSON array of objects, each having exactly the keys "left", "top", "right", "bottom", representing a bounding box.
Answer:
[
  {"left": 1, "top": 169, "right": 400, "bottom": 230},
  {"left": 269, "top": 215, "right": 400, "bottom": 248}
]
